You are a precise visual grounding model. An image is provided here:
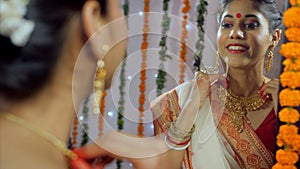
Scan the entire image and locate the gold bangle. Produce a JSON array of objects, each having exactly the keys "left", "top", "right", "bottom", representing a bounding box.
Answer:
[{"left": 166, "top": 122, "right": 195, "bottom": 146}]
